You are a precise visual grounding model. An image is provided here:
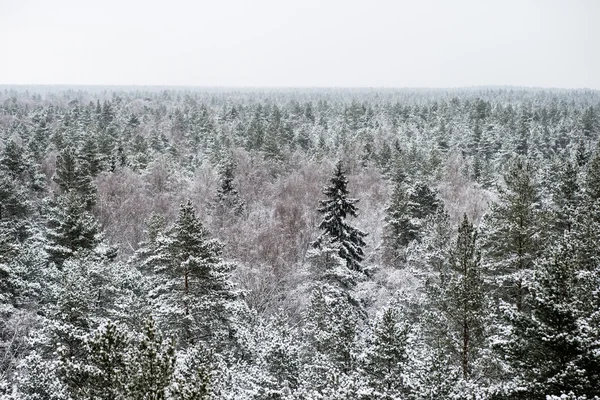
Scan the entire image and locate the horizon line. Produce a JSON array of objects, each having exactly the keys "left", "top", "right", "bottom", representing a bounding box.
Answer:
[{"left": 1, "top": 84, "right": 599, "bottom": 92}]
